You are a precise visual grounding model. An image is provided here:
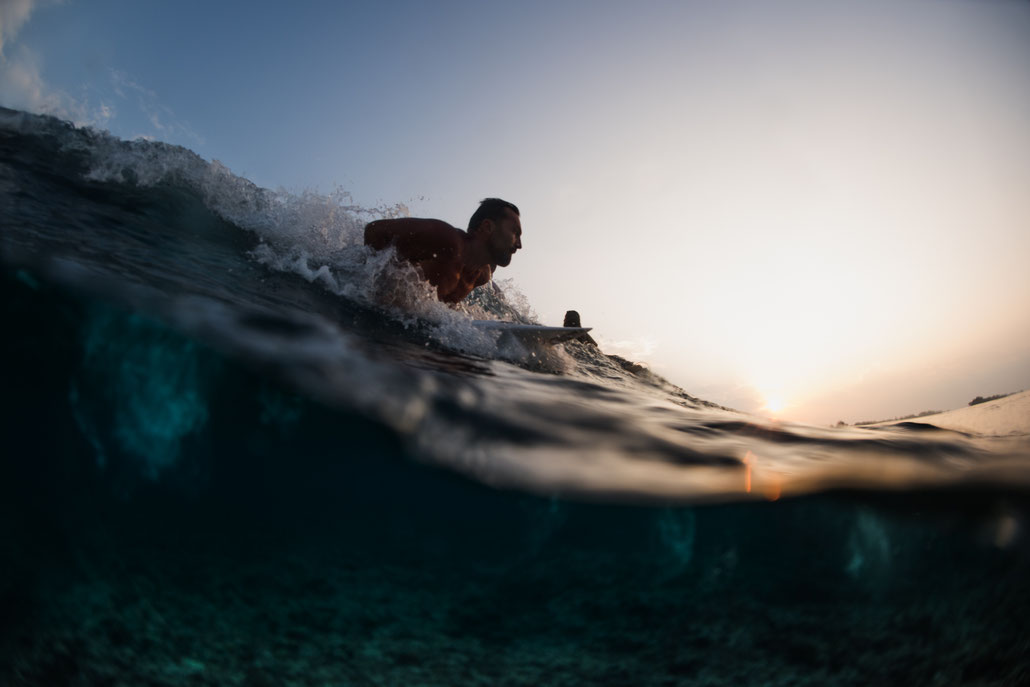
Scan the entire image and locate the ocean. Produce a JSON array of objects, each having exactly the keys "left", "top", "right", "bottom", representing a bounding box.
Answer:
[{"left": 2, "top": 106, "right": 1028, "bottom": 685}]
